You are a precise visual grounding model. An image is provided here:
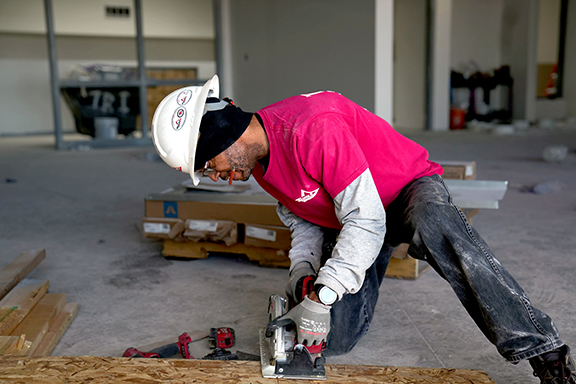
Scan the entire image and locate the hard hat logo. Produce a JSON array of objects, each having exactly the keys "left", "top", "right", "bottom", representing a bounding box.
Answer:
[
  {"left": 171, "top": 107, "right": 187, "bottom": 130},
  {"left": 177, "top": 90, "right": 193, "bottom": 105}
]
